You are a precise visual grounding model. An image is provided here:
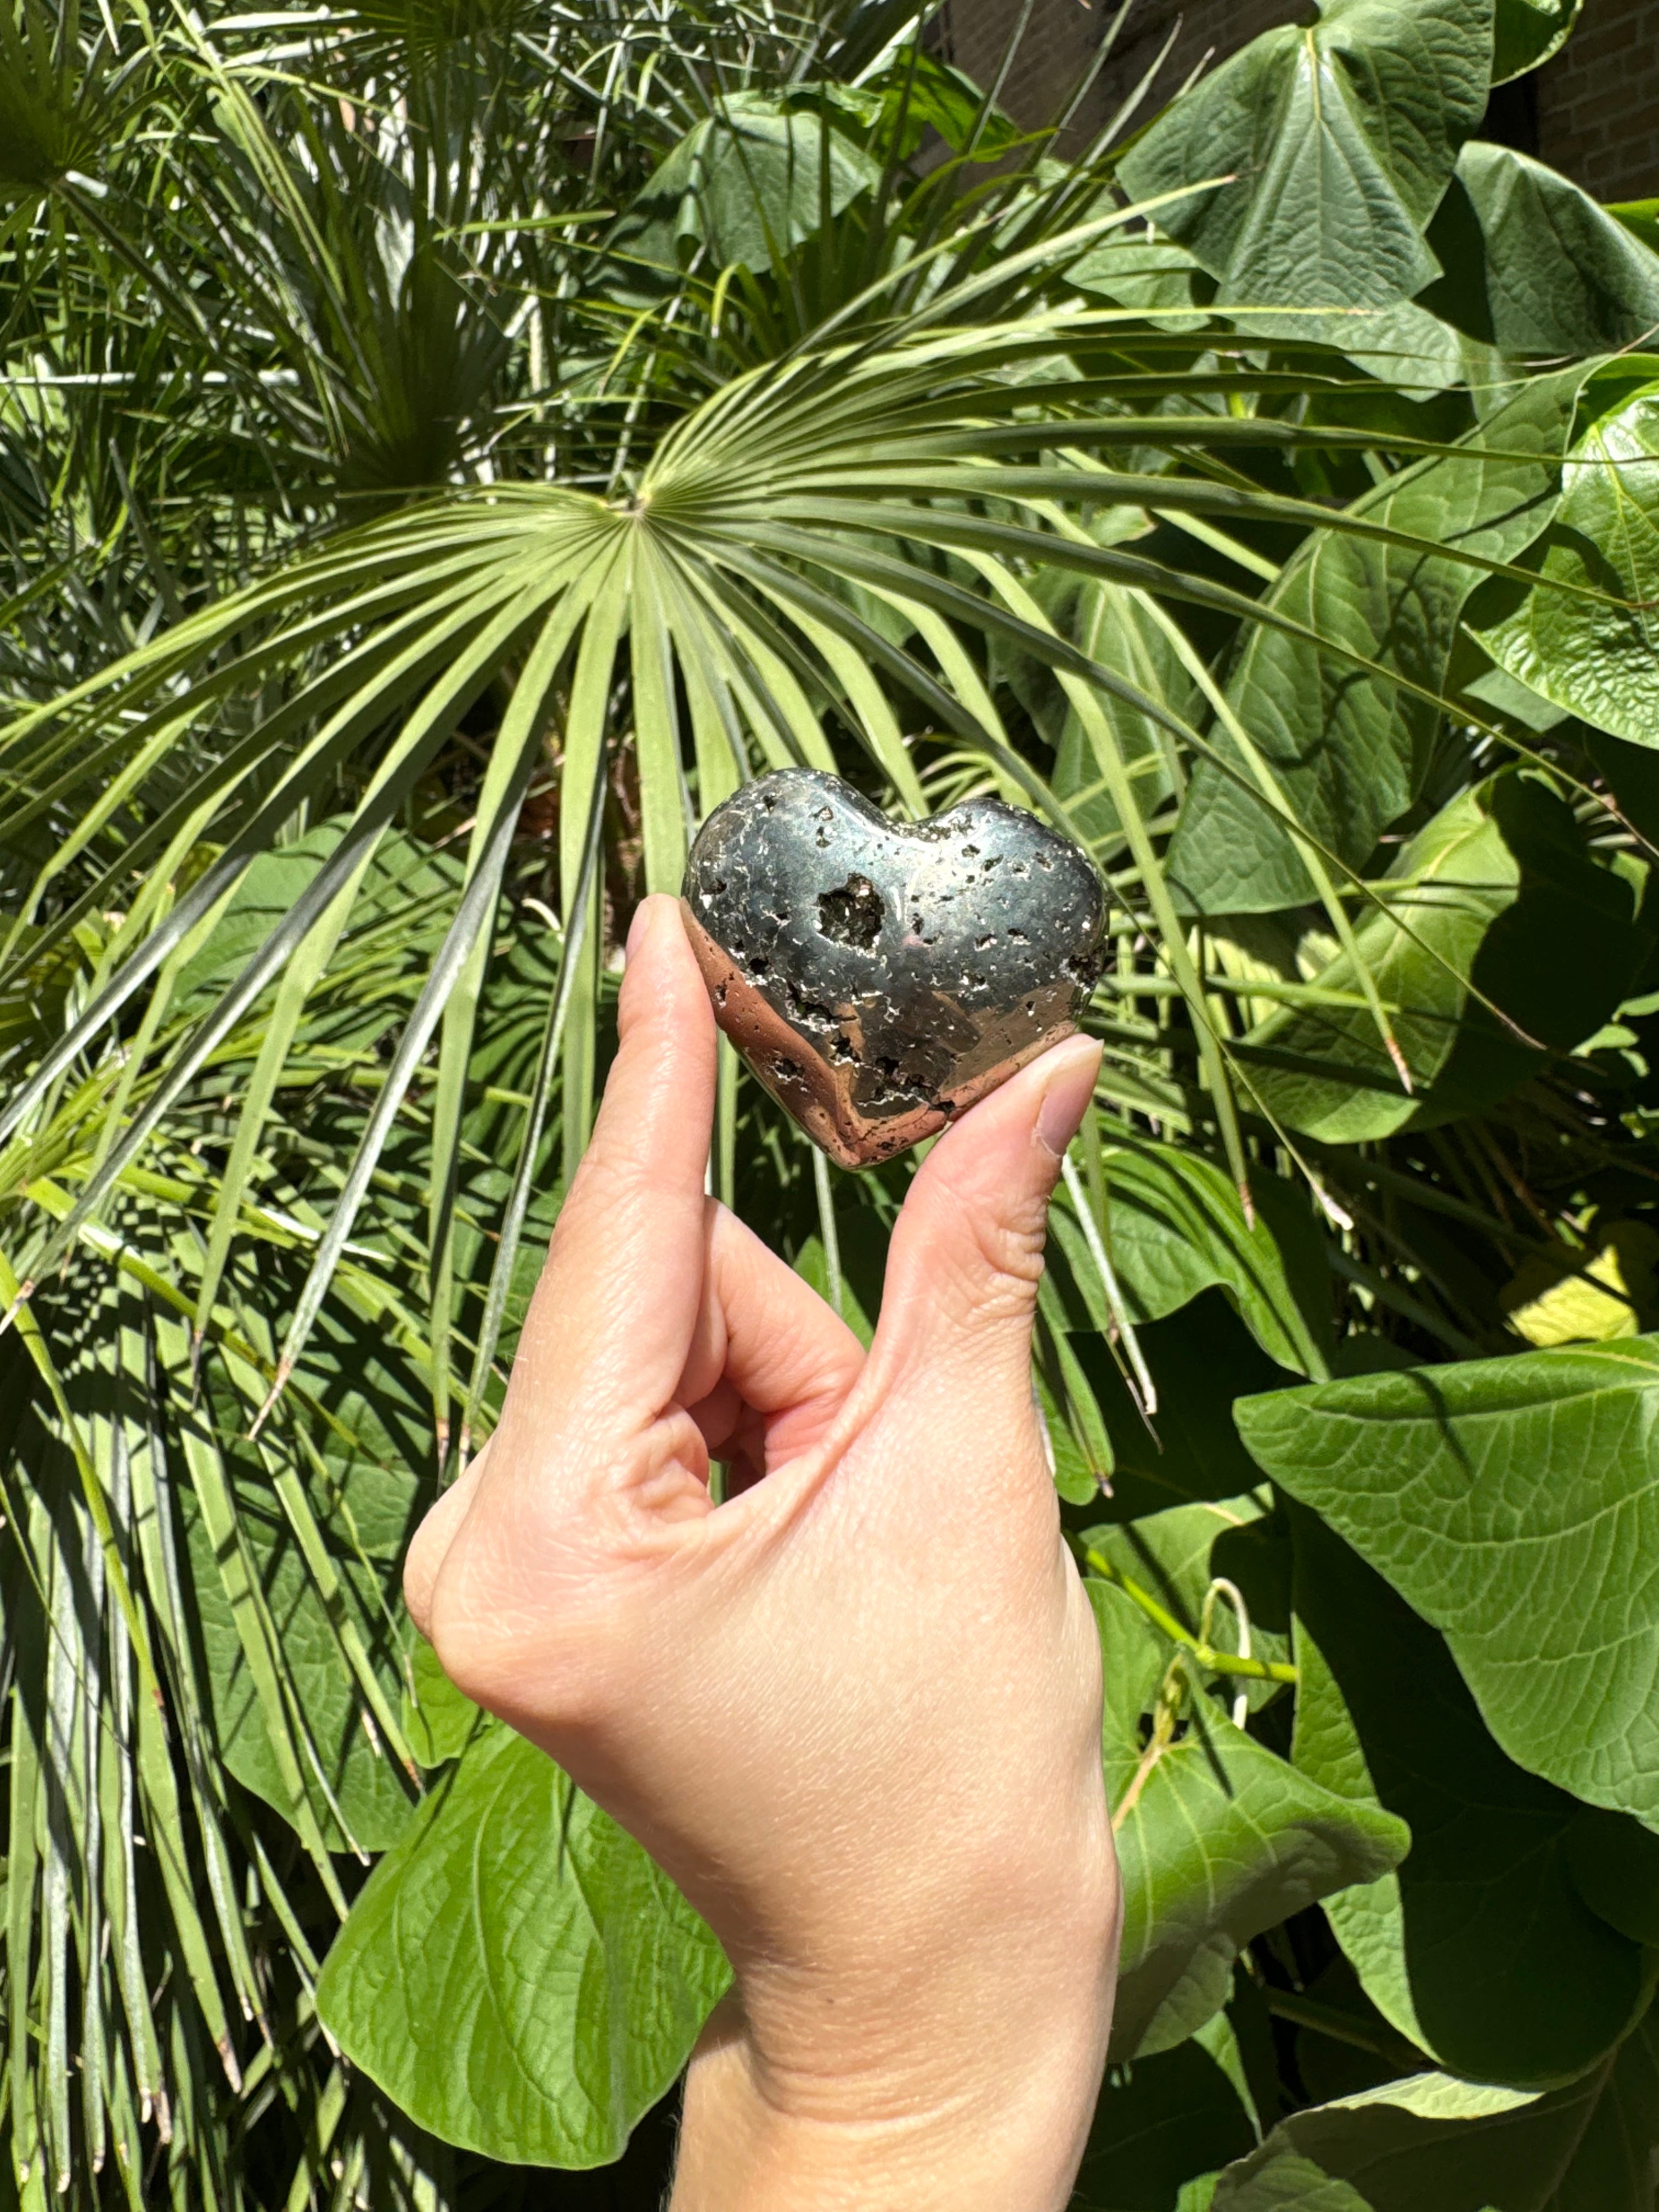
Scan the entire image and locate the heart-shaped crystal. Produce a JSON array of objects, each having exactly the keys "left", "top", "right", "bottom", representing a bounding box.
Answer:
[{"left": 680, "top": 770, "right": 1104, "bottom": 1167}]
